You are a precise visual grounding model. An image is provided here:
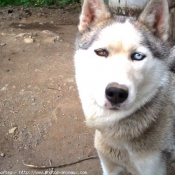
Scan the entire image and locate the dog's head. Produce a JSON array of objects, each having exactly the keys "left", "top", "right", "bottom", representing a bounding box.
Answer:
[{"left": 74, "top": 0, "right": 170, "bottom": 128}]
